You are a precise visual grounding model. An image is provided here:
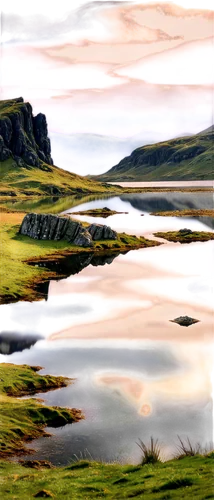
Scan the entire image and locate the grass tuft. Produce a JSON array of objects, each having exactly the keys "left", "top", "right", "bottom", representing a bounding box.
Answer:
[{"left": 137, "top": 437, "right": 162, "bottom": 465}]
